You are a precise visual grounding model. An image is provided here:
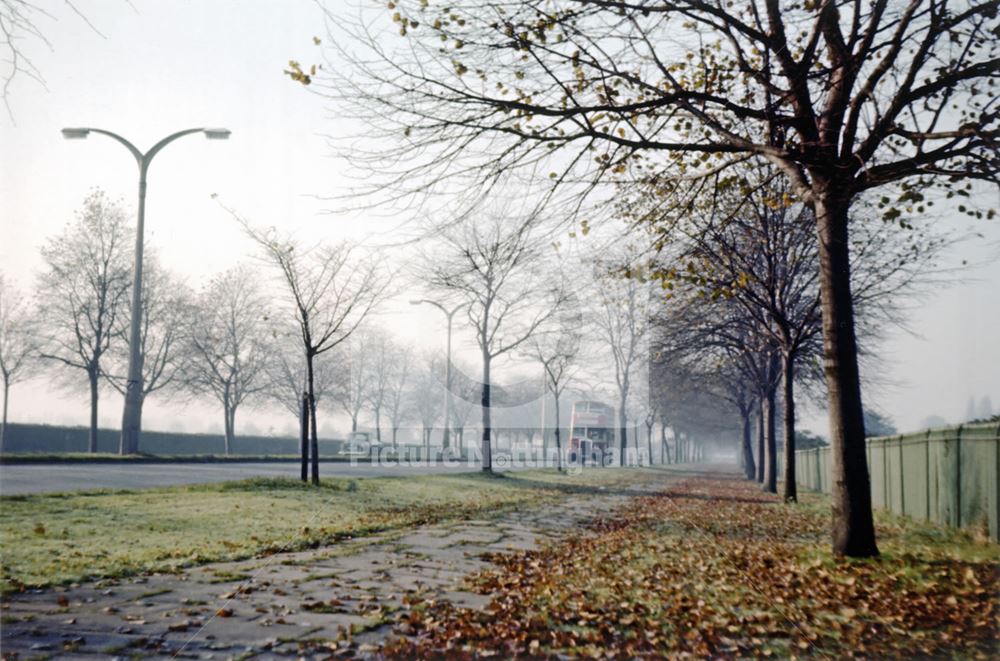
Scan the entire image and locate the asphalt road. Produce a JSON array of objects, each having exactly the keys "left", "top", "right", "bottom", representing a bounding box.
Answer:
[{"left": 0, "top": 460, "right": 498, "bottom": 495}]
